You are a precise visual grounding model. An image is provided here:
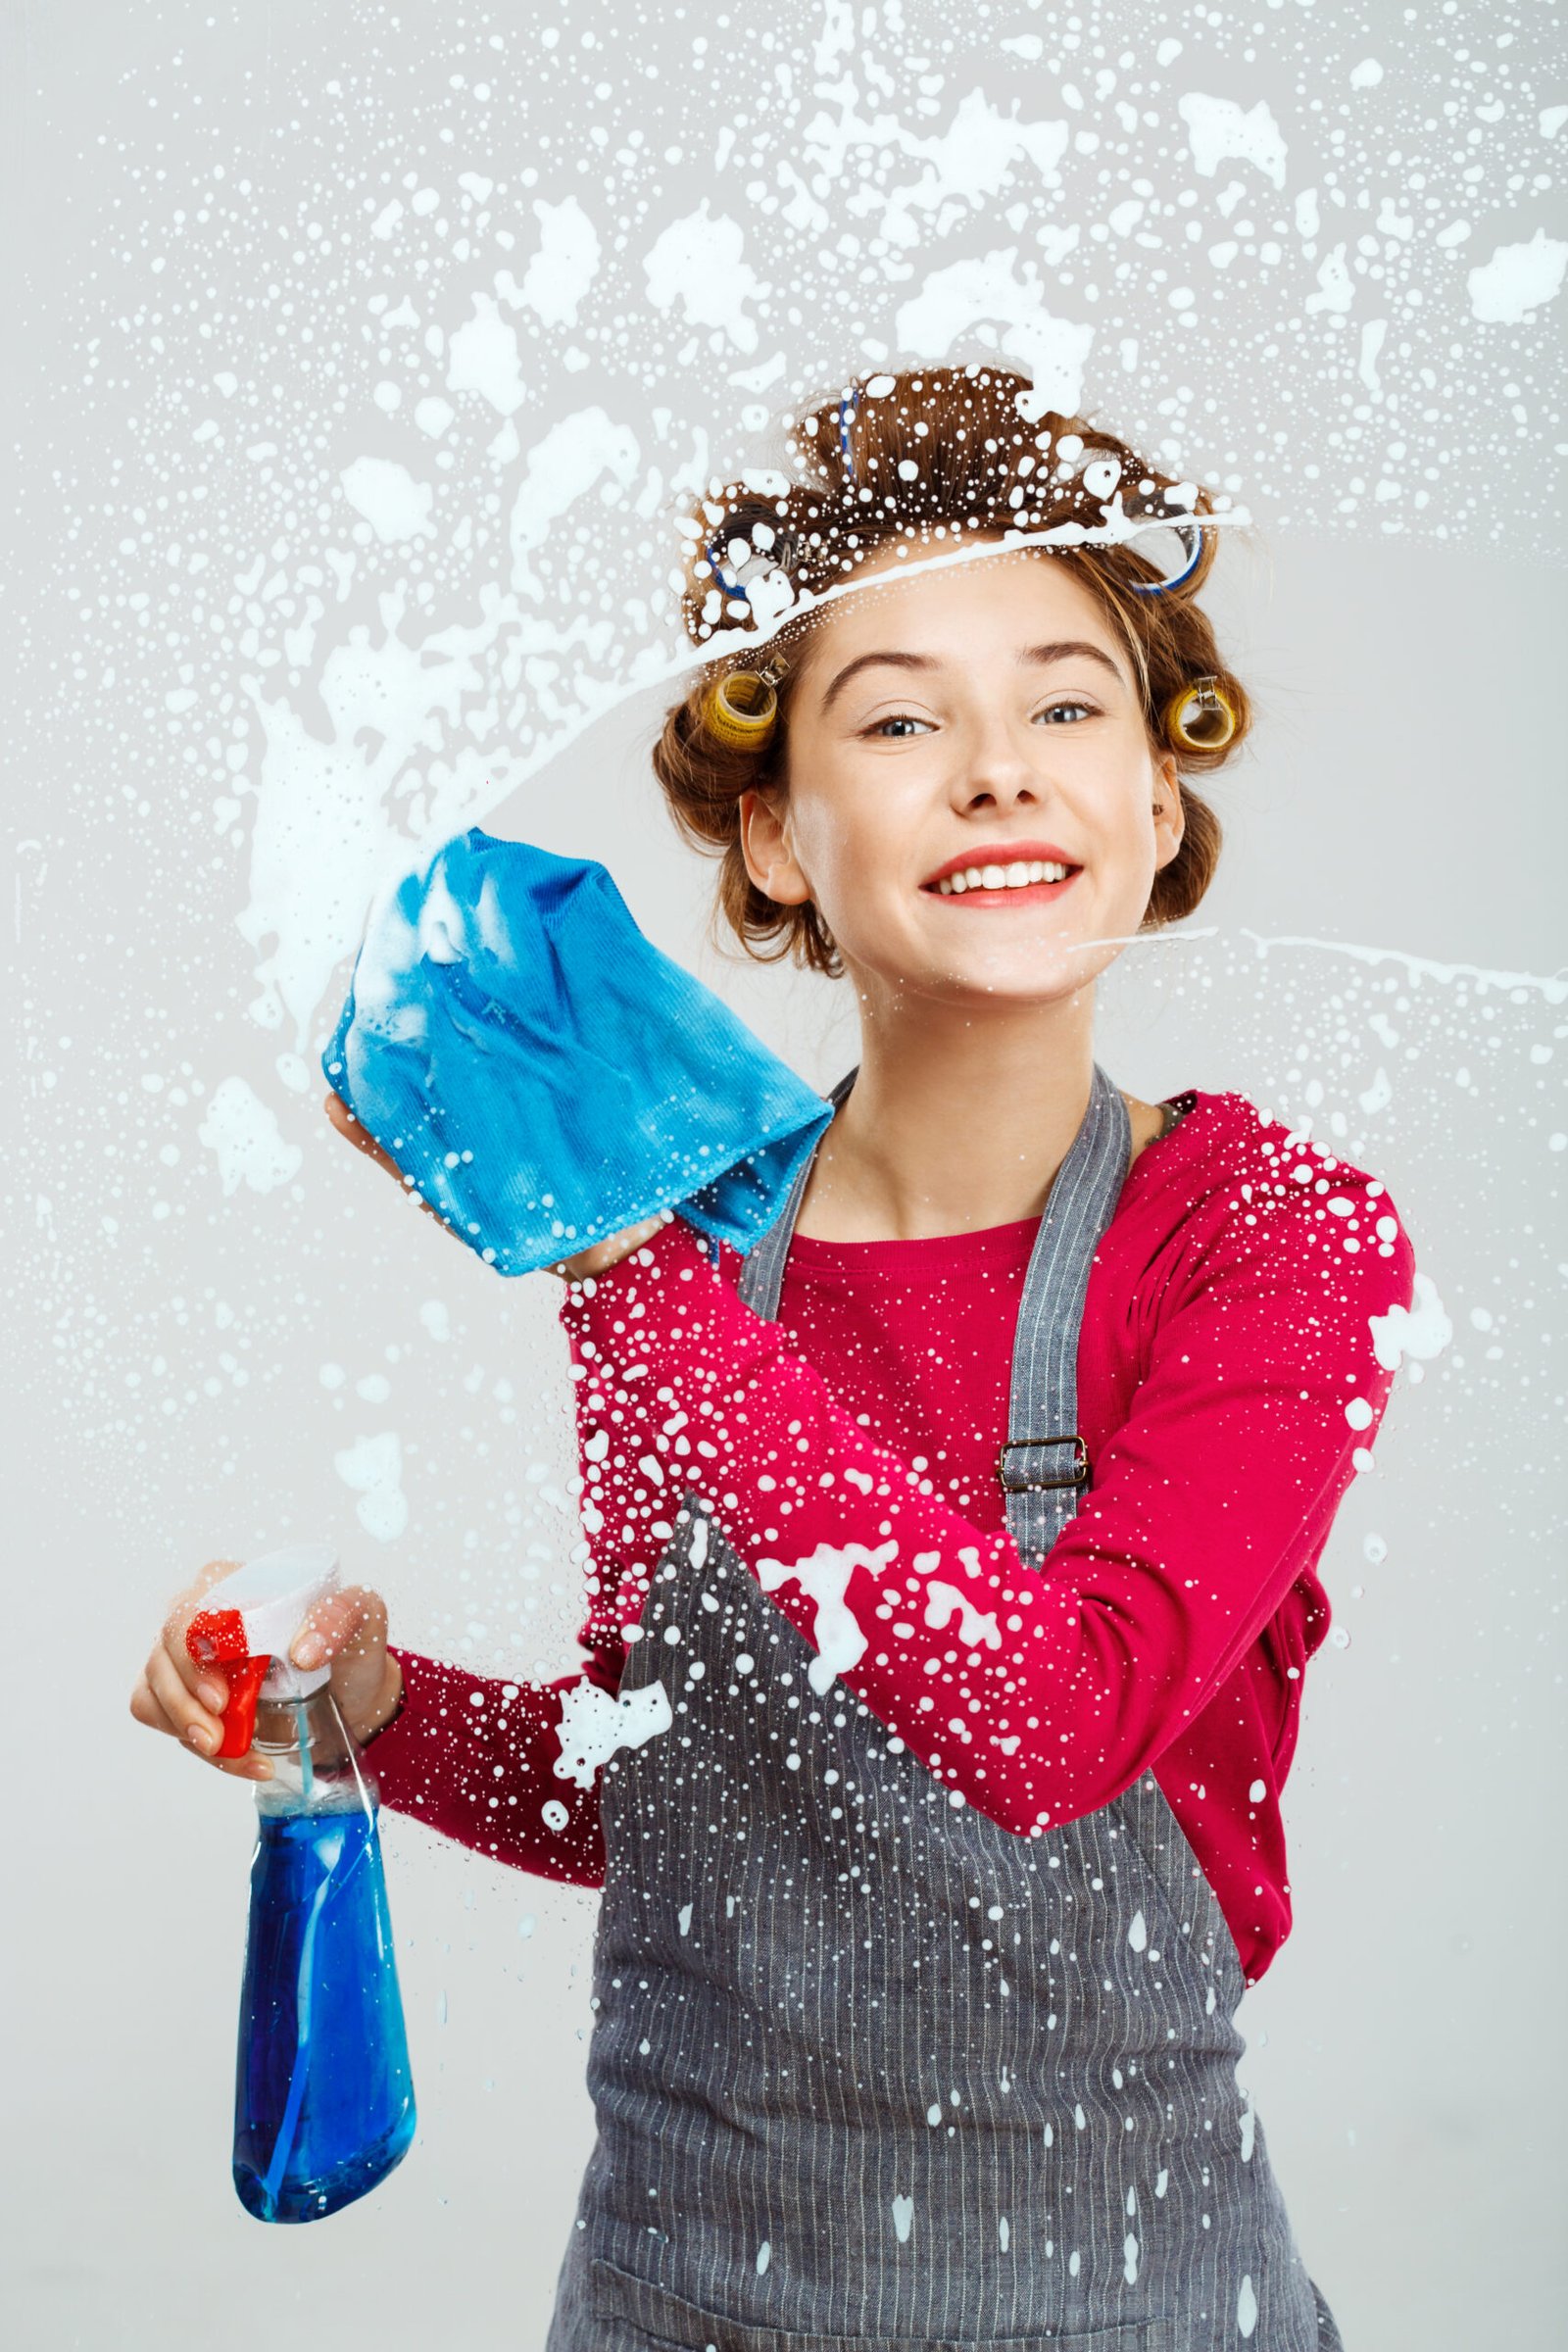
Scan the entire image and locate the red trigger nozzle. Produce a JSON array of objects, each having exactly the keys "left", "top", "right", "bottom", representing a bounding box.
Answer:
[{"left": 186, "top": 1607, "right": 270, "bottom": 1759}]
